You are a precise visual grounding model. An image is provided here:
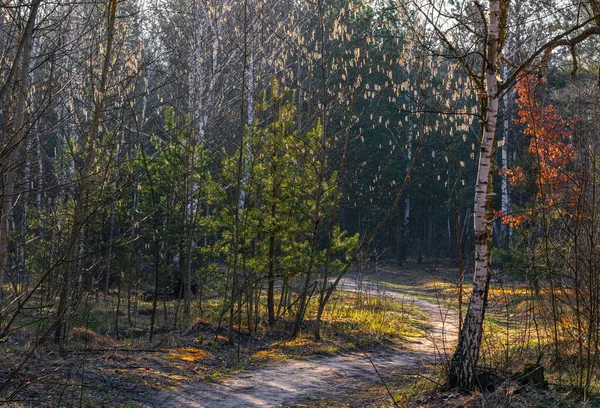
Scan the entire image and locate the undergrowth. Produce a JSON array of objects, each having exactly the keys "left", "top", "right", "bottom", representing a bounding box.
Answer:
[{"left": 0, "top": 271, "right": 429, "bottom": 407}]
